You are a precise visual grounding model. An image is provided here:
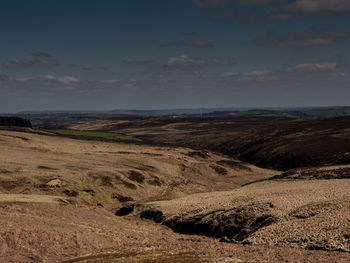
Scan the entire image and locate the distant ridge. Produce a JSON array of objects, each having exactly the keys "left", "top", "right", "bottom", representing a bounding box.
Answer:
[
  {"left": 8, "top": 106, "right": 350, "bottom": 127},
  {"left": 15, "top": 106, "right": 350, "bottom": 118}
]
